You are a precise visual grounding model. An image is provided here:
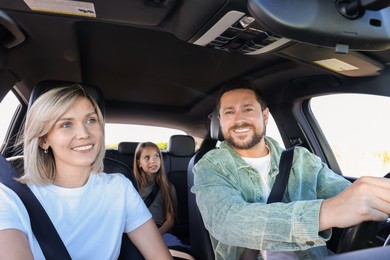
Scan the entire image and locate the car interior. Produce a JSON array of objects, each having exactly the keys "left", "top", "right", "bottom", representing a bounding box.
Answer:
[{"left": 1, "top": 0, "right": 390, "bottom": 259}]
